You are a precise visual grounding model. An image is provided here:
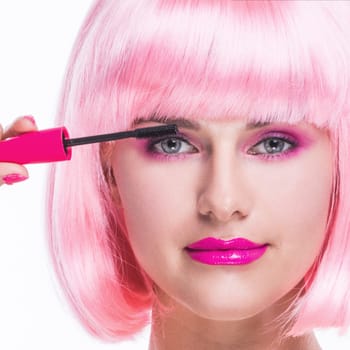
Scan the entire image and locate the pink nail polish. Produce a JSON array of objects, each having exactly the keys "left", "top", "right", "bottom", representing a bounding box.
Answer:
[
  {"left": 2, "top": 174, "right": 28, "bottom": 185},
  {"left": 23, "top": 115, "right": 36, "bottom": 126}
]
